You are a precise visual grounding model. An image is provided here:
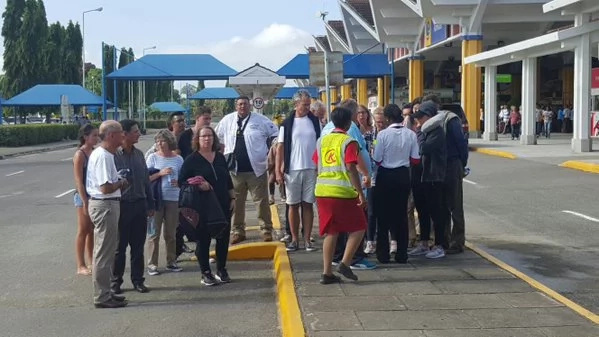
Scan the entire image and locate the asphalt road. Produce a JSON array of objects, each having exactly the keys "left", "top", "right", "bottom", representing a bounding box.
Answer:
[
  {"left": 464, "top": 152, "right": 599, "bottom": 313},
  {"left": 0, "top": 135, "right": 279, "bottom": 337}
]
